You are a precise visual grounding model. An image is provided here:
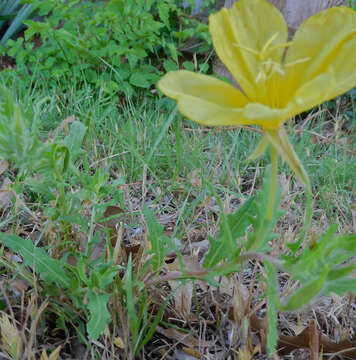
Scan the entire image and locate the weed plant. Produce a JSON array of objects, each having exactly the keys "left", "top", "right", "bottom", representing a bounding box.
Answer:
[
  {"left": 0, "top": 0, "right": 355, "bottom": 359},
  {"left": 0, "top": 78, "right": 354, "bottom": 358},
  {"left": 2, "top": 0, "right": 214, "bottom": 97}
]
